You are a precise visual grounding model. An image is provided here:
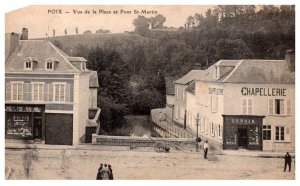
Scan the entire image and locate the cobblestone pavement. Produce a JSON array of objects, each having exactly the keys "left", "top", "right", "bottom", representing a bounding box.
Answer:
[{"left": 5, "top": 147, "right": 295, "bottom": 180}]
